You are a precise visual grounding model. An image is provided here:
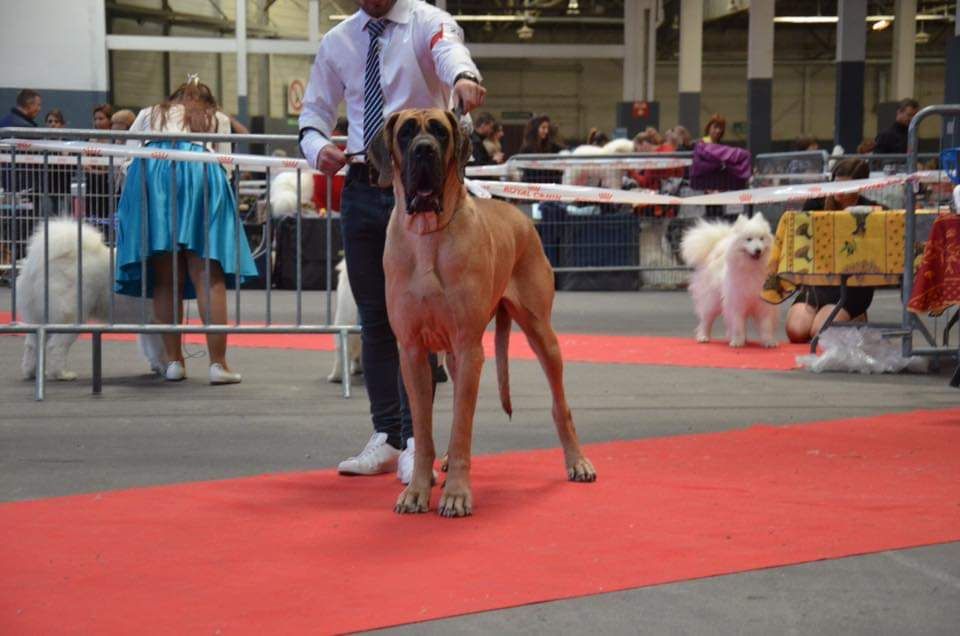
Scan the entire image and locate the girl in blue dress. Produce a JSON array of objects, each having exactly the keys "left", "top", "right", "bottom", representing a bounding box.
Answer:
[{"left": 115, "top": 77, "right": 258, "bottom": 384}]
